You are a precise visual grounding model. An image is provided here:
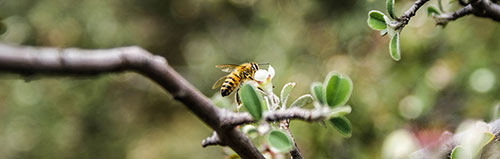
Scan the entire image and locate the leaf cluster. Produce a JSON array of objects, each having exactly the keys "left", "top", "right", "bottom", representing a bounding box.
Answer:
[{"left": 238, "top": 71, "right": 354, "bottom": 153}]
